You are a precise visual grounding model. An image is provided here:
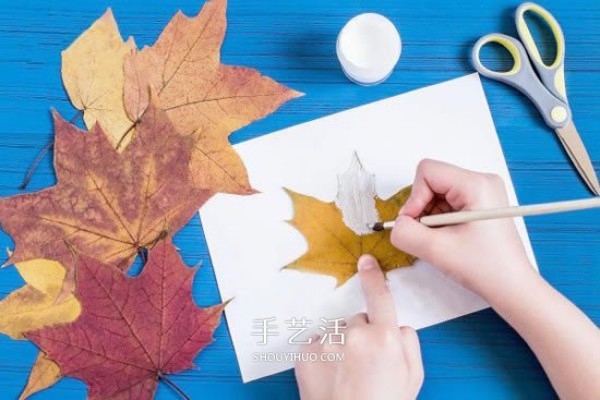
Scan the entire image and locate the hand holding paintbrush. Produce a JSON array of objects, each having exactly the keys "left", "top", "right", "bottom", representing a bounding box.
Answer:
[{"left": 385, "top": 159, "right": 600, "bottom": 400}]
